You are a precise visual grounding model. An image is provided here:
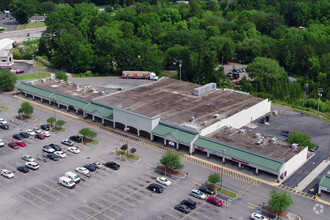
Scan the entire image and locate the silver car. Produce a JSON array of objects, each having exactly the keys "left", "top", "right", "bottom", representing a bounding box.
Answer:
[{"left": 189, "top": 189, "right": 206, "bottom": 200}]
